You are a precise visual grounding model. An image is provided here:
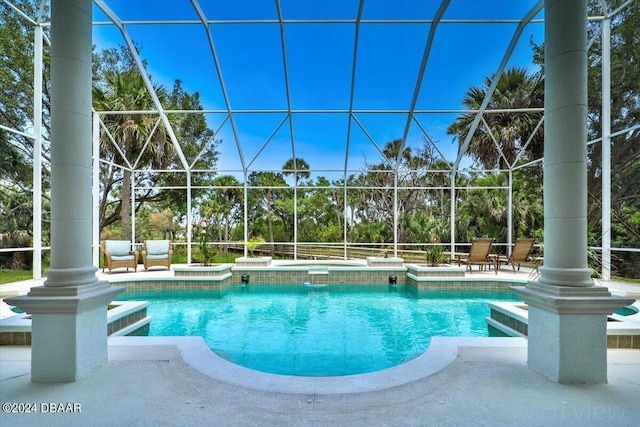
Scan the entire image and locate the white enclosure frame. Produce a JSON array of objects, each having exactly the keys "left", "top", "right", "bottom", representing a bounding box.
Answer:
[{"left": 1, "top": 0, "right": 638, "bottom": 280}]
